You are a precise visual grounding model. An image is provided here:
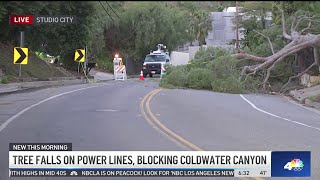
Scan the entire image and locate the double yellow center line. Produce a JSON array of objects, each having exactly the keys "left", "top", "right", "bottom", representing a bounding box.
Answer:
[
  {"left": 140, "top": 88, "right": 202, "bottom": 151},
  {"left": 140, "top": 88, "right": 265, "bottom": 180}
]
